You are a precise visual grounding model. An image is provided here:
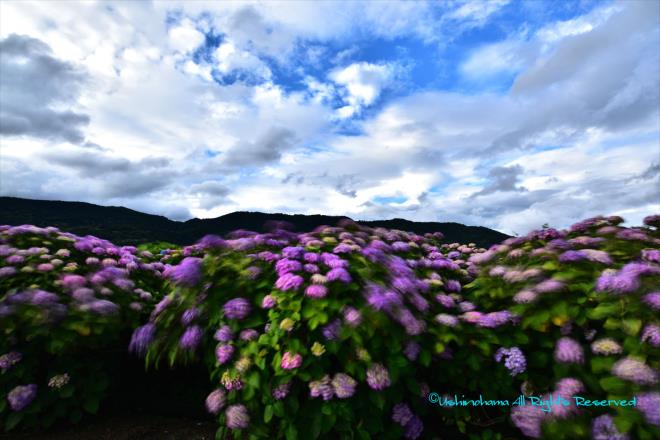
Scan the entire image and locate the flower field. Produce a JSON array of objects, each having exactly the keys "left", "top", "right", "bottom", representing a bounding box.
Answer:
[{"left": 1, "top": 215, "right": 659, "bottom": 439}]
